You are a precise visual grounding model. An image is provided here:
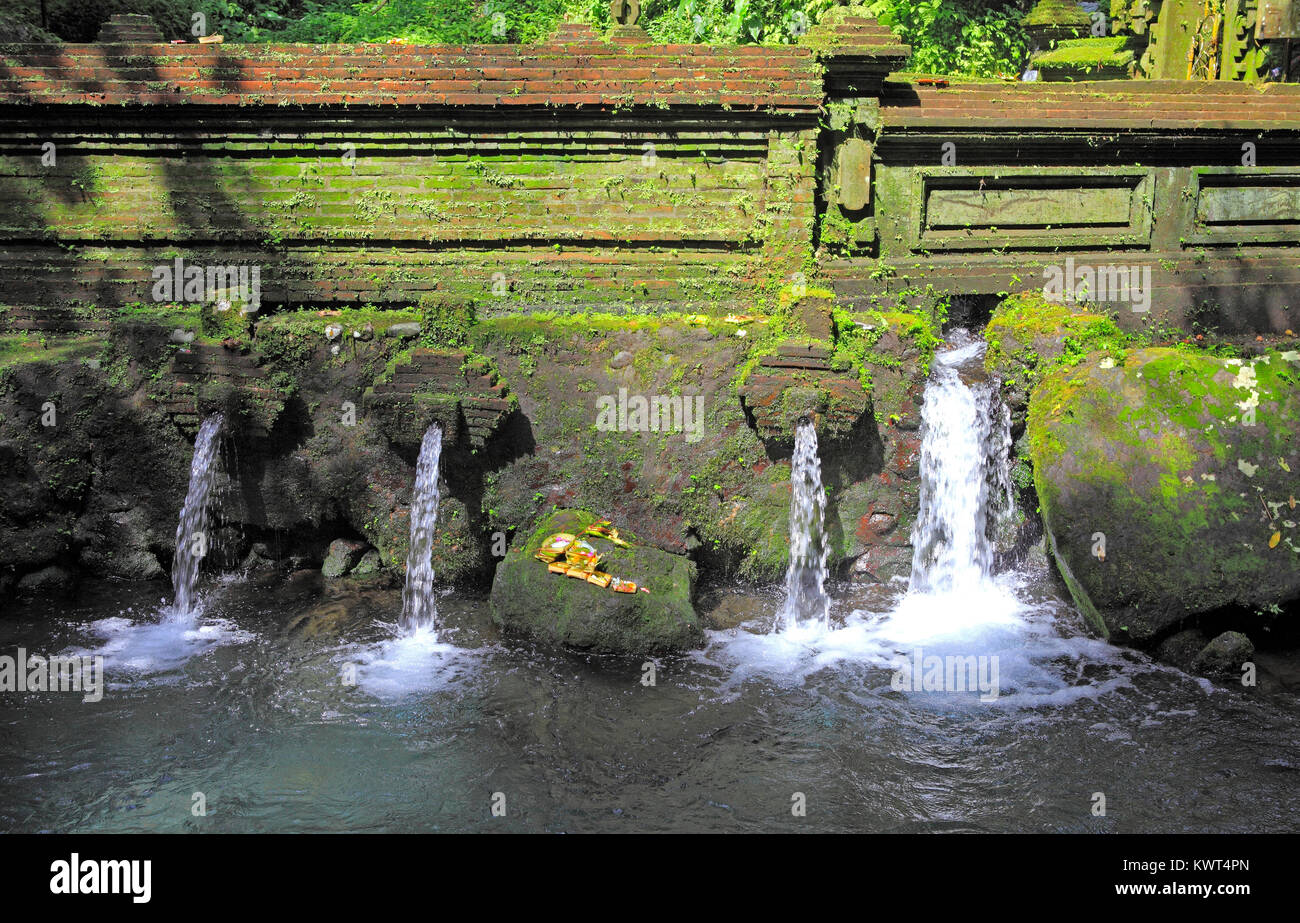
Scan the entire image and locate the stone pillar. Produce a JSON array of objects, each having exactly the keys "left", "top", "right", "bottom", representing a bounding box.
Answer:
[{"left": 96, "top": 13, "right": 164, "bottom": 43}]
